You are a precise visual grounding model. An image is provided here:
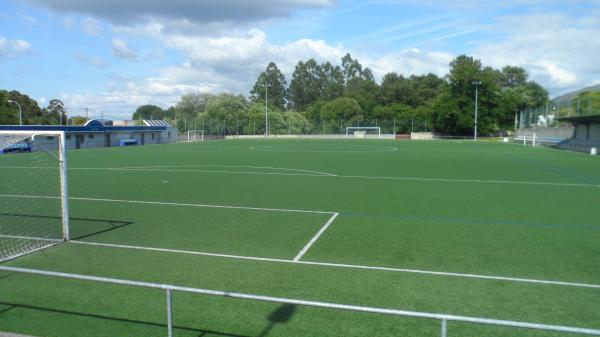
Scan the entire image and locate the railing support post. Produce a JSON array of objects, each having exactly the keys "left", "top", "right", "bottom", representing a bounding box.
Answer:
[
  {"left": 441, "top": 318, "right": 447, "bottom": 337},
  {"left": 167, "top": 288, "right": 173, "bottom": 337}
]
